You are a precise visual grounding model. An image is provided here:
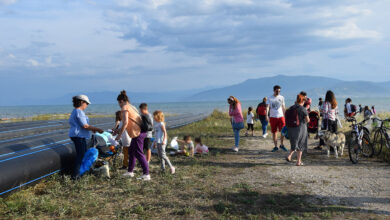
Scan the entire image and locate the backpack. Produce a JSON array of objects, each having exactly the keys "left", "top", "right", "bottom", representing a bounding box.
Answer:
[
  {"left": 285, "top": 105, "right": 300, "bottom": 128},
  {"left": 351, "top": 104, "right": 357, "bottom": 113},
  {"left": 140, "top": 114, "right": 153, "bottom": 133},
  {"left": 256, "top": 103, "right": 267, "bottom": 116}
]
